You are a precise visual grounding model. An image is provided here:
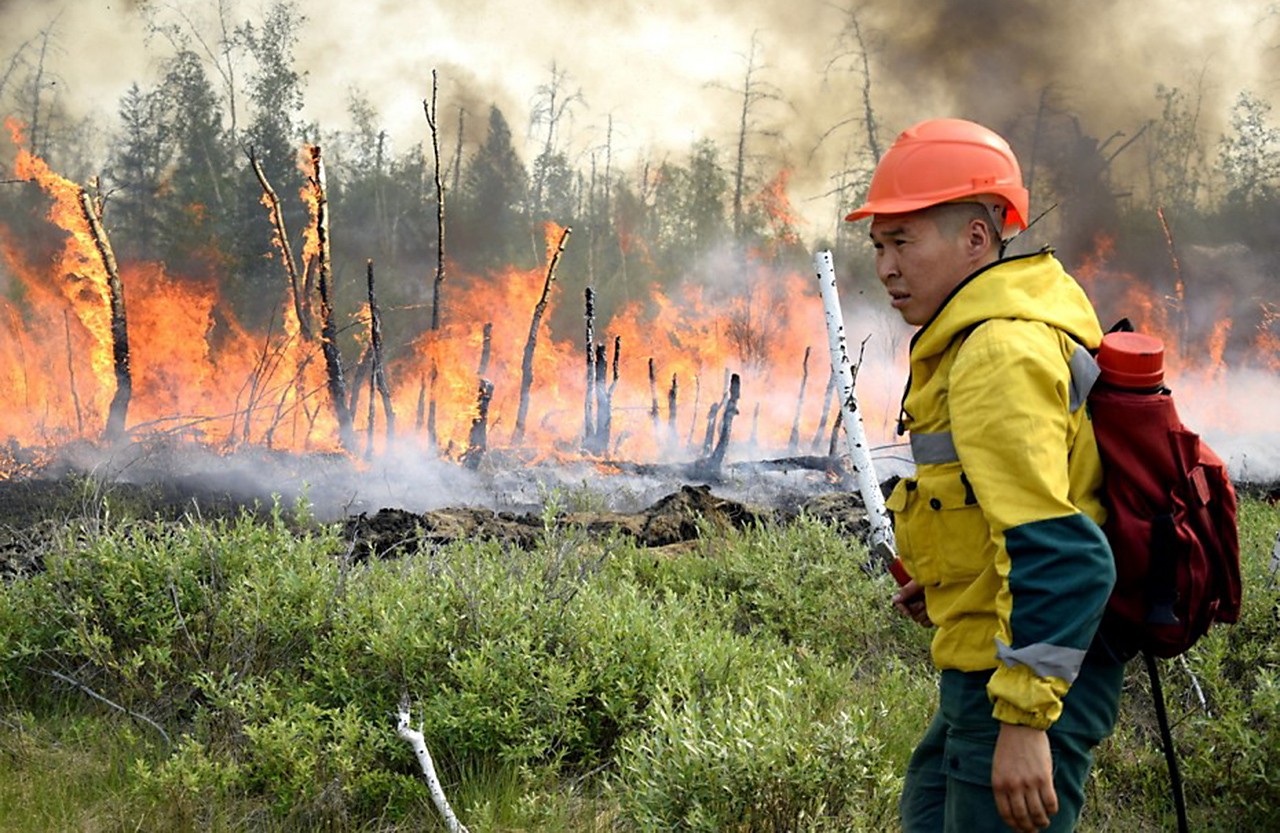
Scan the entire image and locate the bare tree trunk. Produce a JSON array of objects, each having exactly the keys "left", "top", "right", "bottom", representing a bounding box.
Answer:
[
  {"left": 811, "top": 367, "right": 837, "bottom": 452},
  {"left": 848, "top": 6, "right": 881, "bottom": 164},
  {"left": 477, "top": 322, "right": 493, "bottom": 376},
  {"left": 451, "top": 105, "right": 465, "bottom": 195},
  {"left": 425, "top": 70, "right": 447, "bottom": 332},
  {"left": 62, "top": 310, "right": 84, "bottom": 434},
  {"left": 513, "top": 226, "right": 571, "bottom": 444},
  {"left": 789, "top": 345, "right": 811, "bottom": 454},
  {"left": 648, "top": 357, "right": 660, "bottom": 439},
  {"left": 307, "top": 145, "right": 355, "bottom": 452},
  {"left": 592, "top": 342, "right": 609, "bottom": 453},
  {"left": 701, "top": 401, "right": 721, "bottom": 457},
  {"left": 667, "top": 373, "right": 678, "bottom": 454},
  {"left": 250, "top": 148, "right": 312, "bottom": 339},
  {"left": 702, "top": 374, "right": 741, "bottom": 477},
  {"left": 462, "top": 379, "right": 494, "bottom": 470},
  {"left": 367, "top": 259, "right": 395, "bottom": 445},
  {"left": 687, "top": 374, "right": 701, "bottom": 451},
  {"left": 78, "top": 183, "right": 131, "bottom": 441},
  {"left": 424, "top": 71, "right": 448, "bottom": 453},
  {"left": 583, "top": 287, "right": 596, "bottom": 444}
]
